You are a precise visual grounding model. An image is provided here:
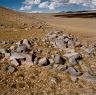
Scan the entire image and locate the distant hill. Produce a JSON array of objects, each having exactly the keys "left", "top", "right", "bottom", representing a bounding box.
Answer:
[{"left": 57, "top": 10, "right": 96, "bottom": 18}]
